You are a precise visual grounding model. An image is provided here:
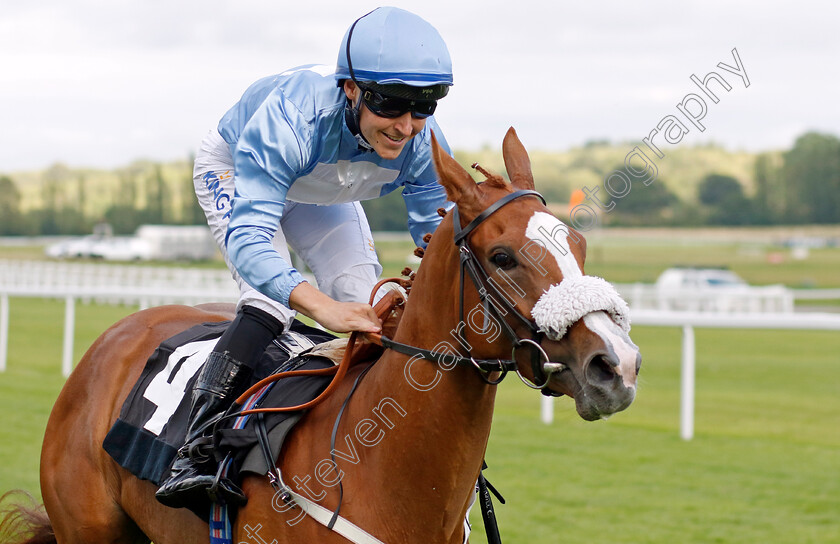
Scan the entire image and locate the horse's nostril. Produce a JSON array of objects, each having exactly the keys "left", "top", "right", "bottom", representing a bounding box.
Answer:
[{"left": 586, "top": 354, "right": 616, "bottom": 384}]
